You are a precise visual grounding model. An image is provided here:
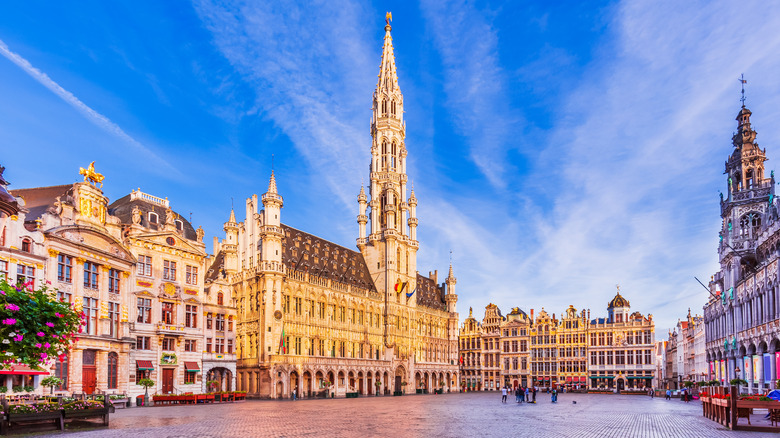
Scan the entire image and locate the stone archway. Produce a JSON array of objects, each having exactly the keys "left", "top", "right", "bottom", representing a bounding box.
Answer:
[
  {"left": 290, "top": 370, "right": 300, "bottom": 397},
  {"left": 207, "top": 367, "right": 233, "bottom": 392},
  {"left": 303, "top": 371, "right": 312, "bottom": 397},
  {"left": 395, "top": 366, "right": 406, "bottom": 393}
]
